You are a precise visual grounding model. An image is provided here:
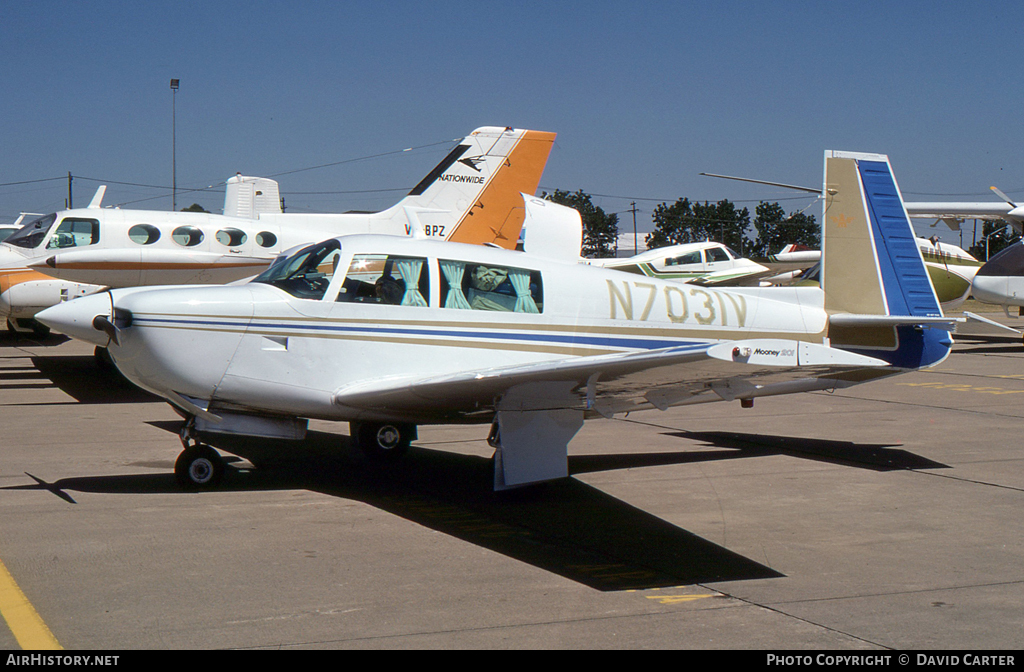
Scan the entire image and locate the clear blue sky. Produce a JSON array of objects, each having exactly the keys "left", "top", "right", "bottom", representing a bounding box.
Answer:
[{"left": 2, "top": 0, "right": 1022, "bottom": 248}]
